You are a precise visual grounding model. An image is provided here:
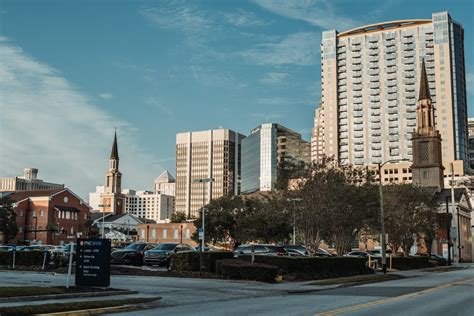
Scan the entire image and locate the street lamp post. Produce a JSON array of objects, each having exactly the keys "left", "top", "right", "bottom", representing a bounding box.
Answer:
[
  {"left": 377, "top": 158, "right": 409, "bottom": 274},
  {"left": 193, "top": 178, "right": 214, "bottom": 252},
  {"left": 287, "top": 198, "right": 302, "bottom": 245}
]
